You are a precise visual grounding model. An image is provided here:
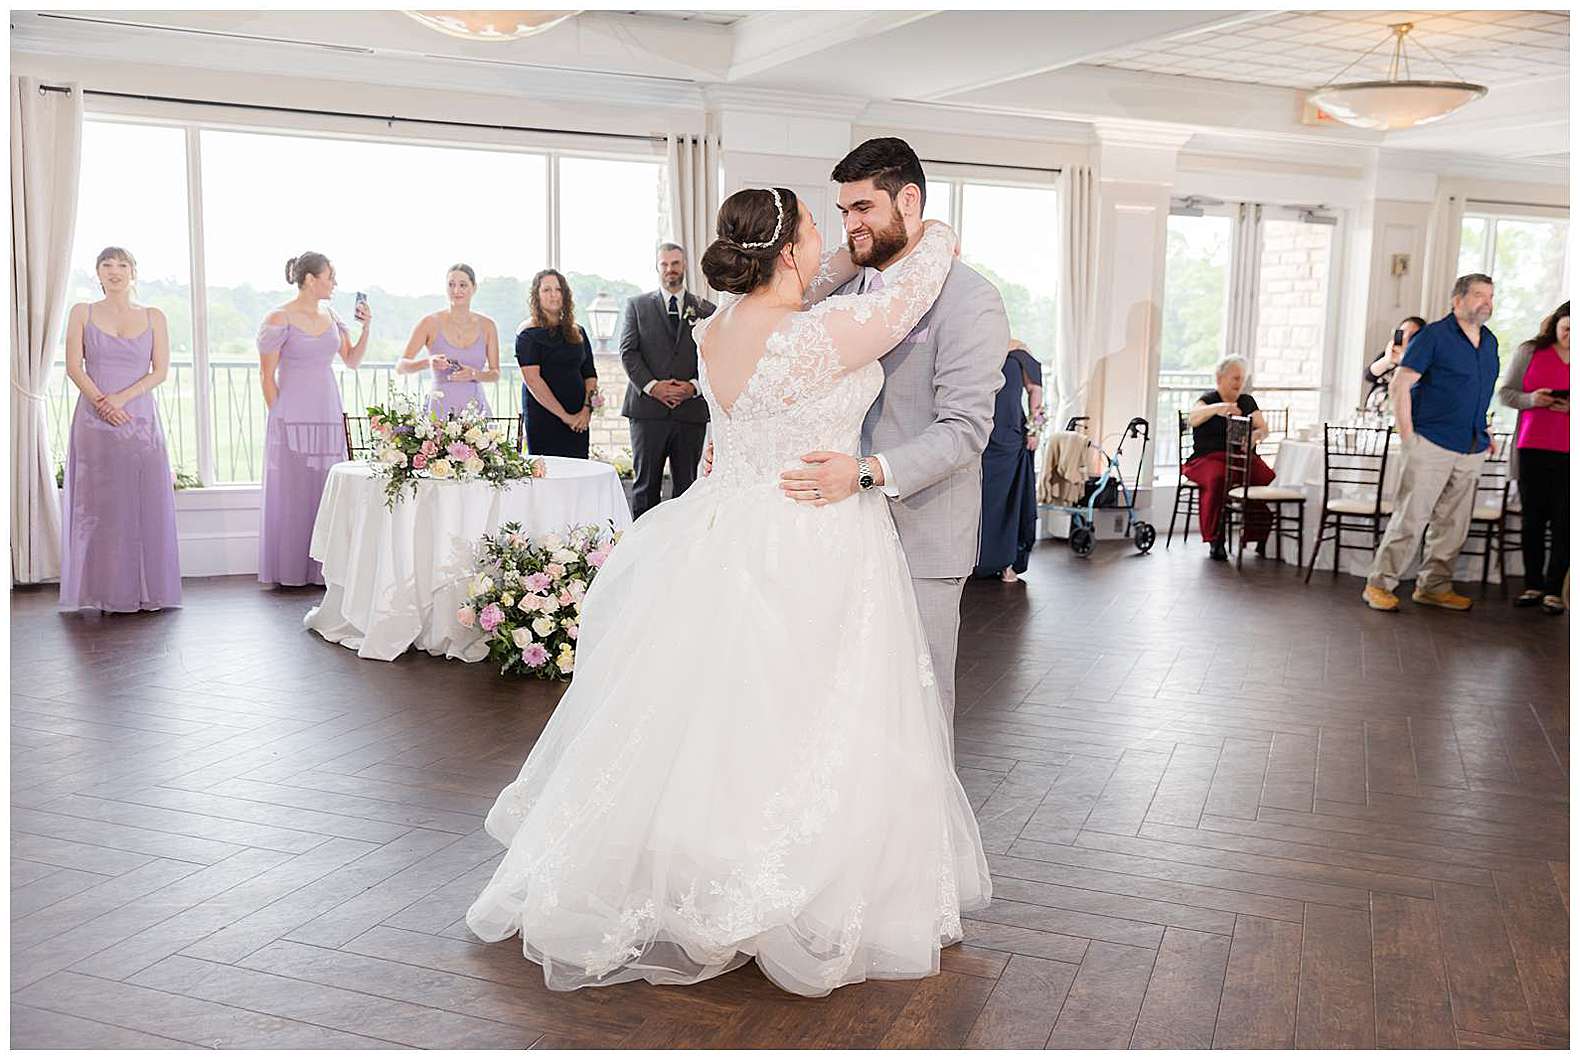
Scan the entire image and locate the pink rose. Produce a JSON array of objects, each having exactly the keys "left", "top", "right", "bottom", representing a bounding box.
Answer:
[
  {"left": 522, "top": 643, "right": 550, "bottom": 667},
  {"left": 420, "top": 439, "right": 437, "bottom": 457},
  {"left": 456, "top": 605, "right": 476, "bottom": 628},
  {"left": 447, "top": 442, "right": 475, "bottom": 462},
  {"left": 566, "top": 624, "right": 579, "bottom": 640},
  {"left": 558, "top": 590, "right": 574, "bottom": 607},
  {"left": 524, "top": 572, "right": 551, "bottom": 593},
  {"left": 479, "top": 603, "right": 504, "bottom": 632},
  {"left": 530, "top": 459, "right": 547, "bottom": 479},
  {"left": 545, "top": 563, "right": 565, "bottom": 580},
  {"left": 412, "top": 453, "right": 428, "bottom": 470},
  {"left": 588, "top": 545, "right": 611, "bottom": 568}
]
